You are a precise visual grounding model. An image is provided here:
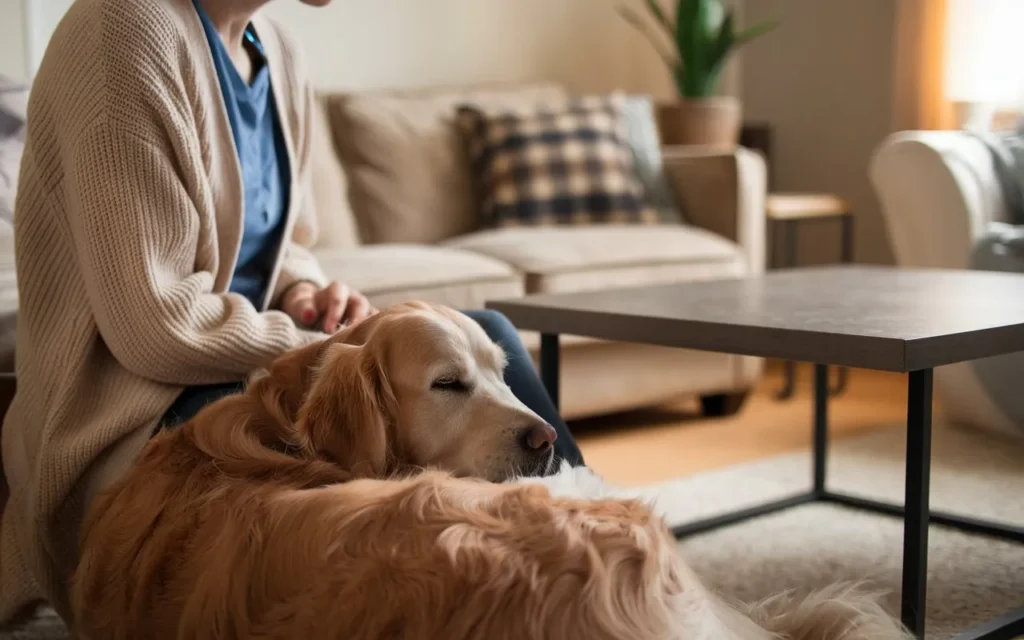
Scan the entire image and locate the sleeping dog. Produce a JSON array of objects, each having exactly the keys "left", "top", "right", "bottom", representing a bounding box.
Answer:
[{"left": 71, "top": 302, "right": 909, "bottom": 639}]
